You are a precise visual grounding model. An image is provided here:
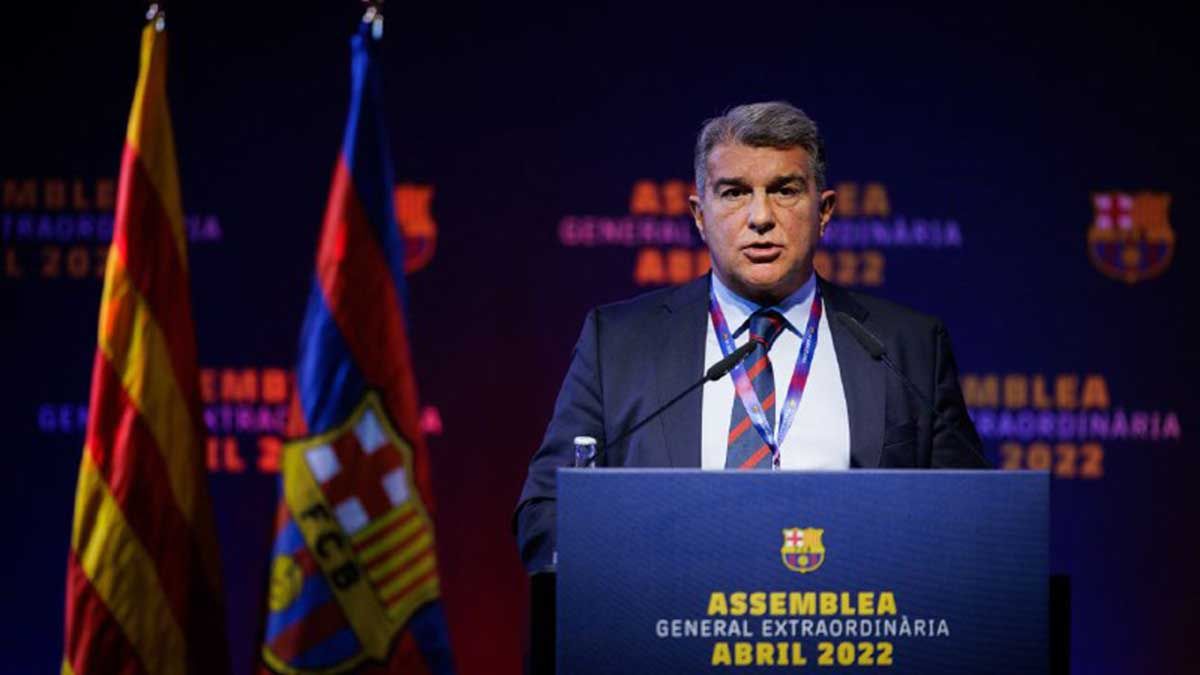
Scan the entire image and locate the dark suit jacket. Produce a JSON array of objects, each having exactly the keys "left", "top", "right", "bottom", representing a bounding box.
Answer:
[{"left": 515, "top": 274, "right": 987, "bottom": 573}]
